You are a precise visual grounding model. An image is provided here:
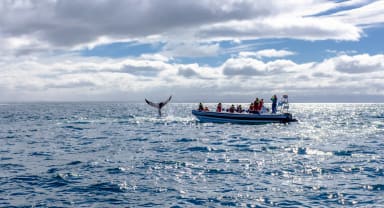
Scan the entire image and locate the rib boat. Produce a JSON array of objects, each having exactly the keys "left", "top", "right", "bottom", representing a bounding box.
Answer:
[{"left": 192, "top": 110, "right": 297, "bottom": 124}]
